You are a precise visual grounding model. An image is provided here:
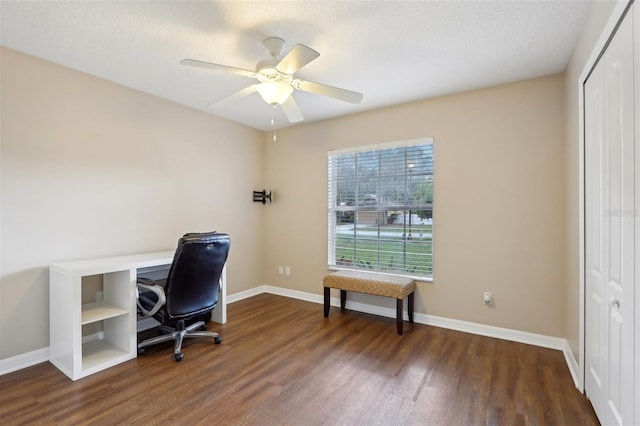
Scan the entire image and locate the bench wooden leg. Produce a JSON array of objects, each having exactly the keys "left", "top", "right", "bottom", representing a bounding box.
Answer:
[
  {"left": 396, "top": 298, "right": 403, "bottom": 335},
  {"left": 324, "top": 287, "right": 330, "bottom": 317},
  {"left": 408, "top": 292, "right": 414, "bottom": 323},
  {"left": 340, "top": 290, "right": 347, "bottom": 310}
]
